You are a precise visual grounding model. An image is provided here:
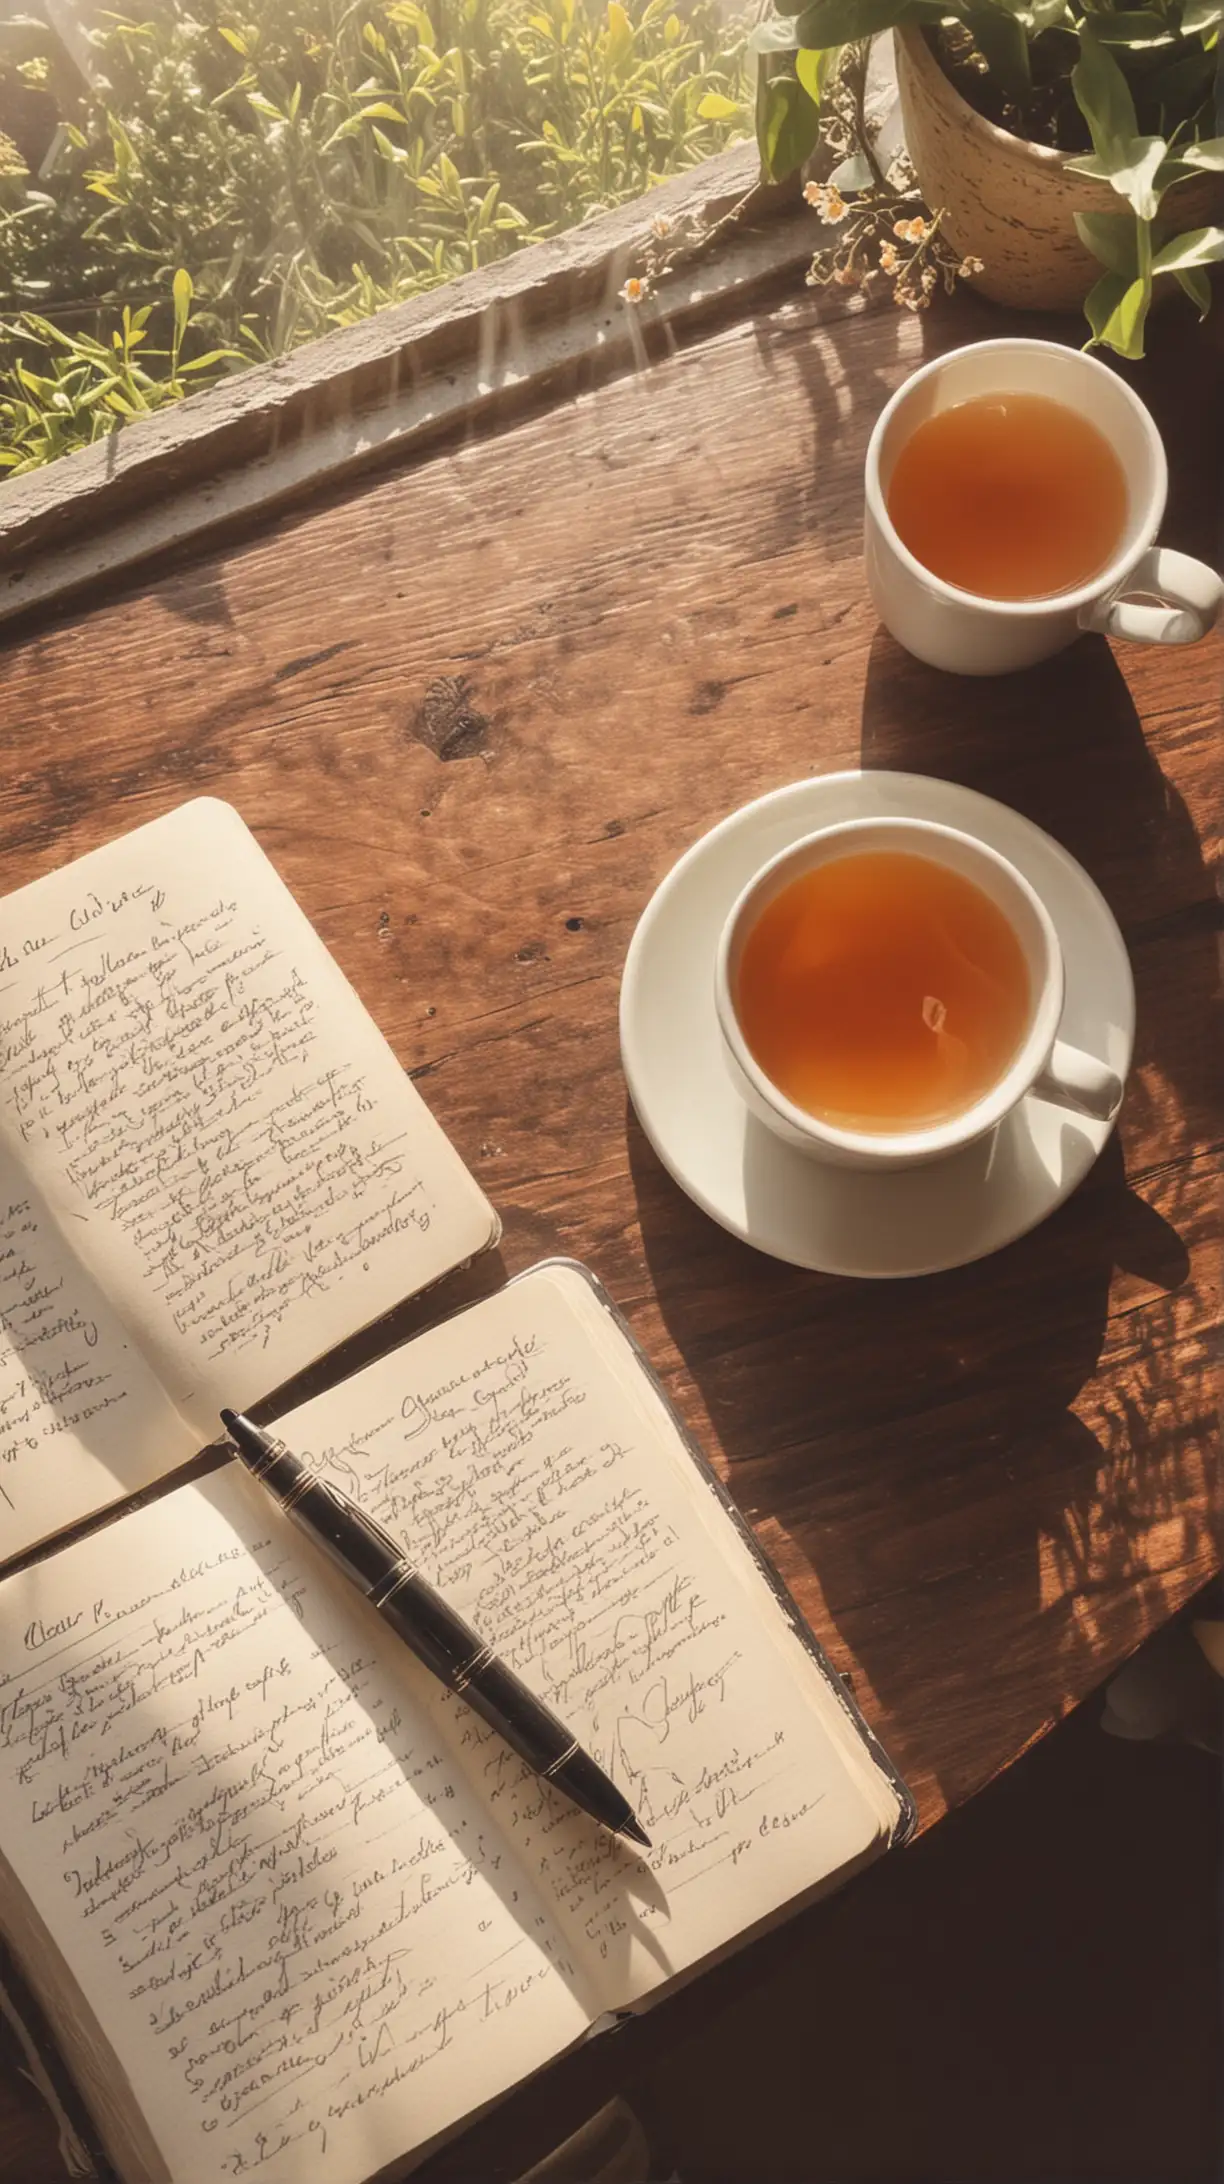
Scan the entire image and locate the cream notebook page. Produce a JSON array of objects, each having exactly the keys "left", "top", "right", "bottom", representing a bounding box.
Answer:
[
  {"left": 277, "top": 1261, "right": 902, "bottom": 1993},
  {"left": 0, "top": 1146, "right": 196, "bottom": 1557},
  {"left": 0, "top": 1476, "right": 593, "bottom": 2184},
  {"left": 0, "top": 1263, "right": 899, "bottom": 2184},
  {"left": 0, "top": 798, "right": 496, "bottom": 1557}
]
